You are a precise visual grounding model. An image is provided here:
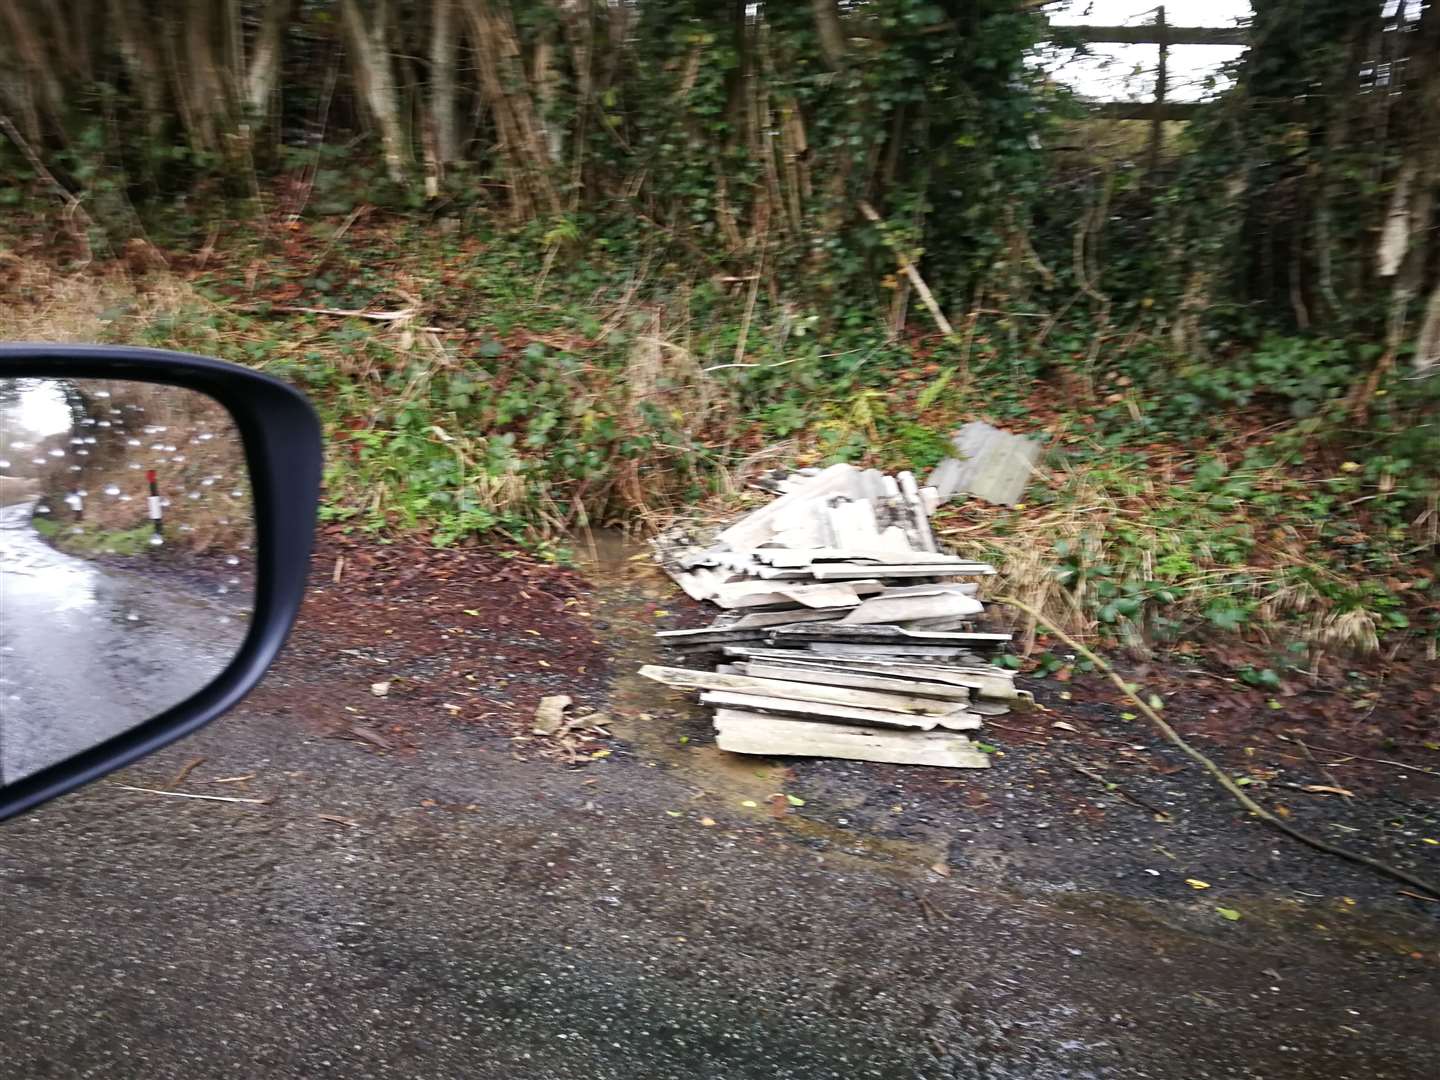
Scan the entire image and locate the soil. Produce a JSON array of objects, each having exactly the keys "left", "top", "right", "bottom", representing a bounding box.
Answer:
[
  {"left": 245, "top": 526, "right": 610, "bottom": 754},
  {"left": 252, "top": 526, "right": 1439, "bottom": 934}
]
